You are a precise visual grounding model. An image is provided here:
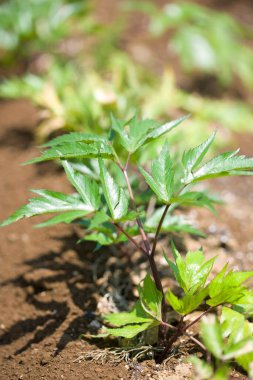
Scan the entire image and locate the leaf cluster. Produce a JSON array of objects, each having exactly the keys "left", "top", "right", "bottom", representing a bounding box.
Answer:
[{"left": 191, "top": 307, "right": 253, "bottom": 379}]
